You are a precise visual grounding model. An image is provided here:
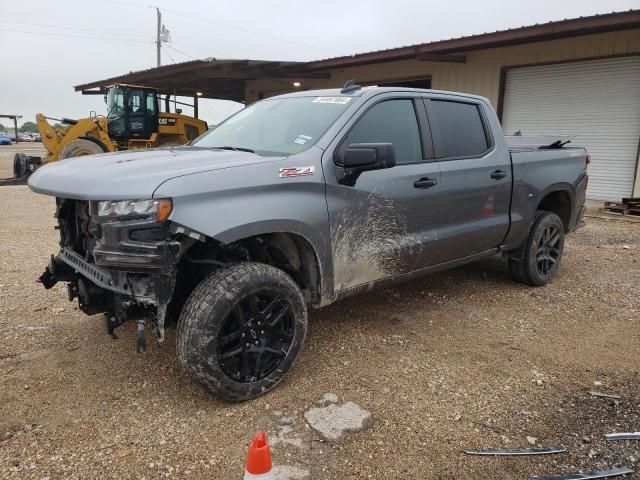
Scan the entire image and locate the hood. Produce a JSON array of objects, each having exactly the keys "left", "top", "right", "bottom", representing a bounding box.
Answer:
[{"left": 28, "top": 147, "right": 279, "bottom": 200}]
